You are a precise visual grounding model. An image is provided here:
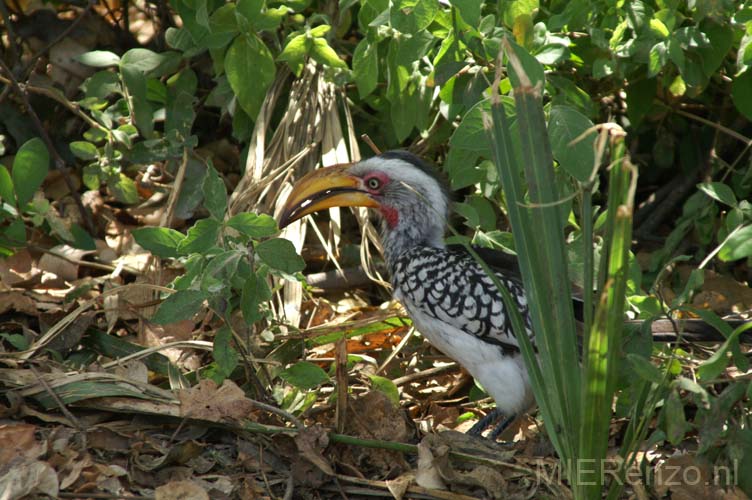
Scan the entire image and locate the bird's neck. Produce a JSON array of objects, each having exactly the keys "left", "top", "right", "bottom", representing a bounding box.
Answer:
[{"left": 381, "top": 218, "right": 445, "bottom": 272}]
